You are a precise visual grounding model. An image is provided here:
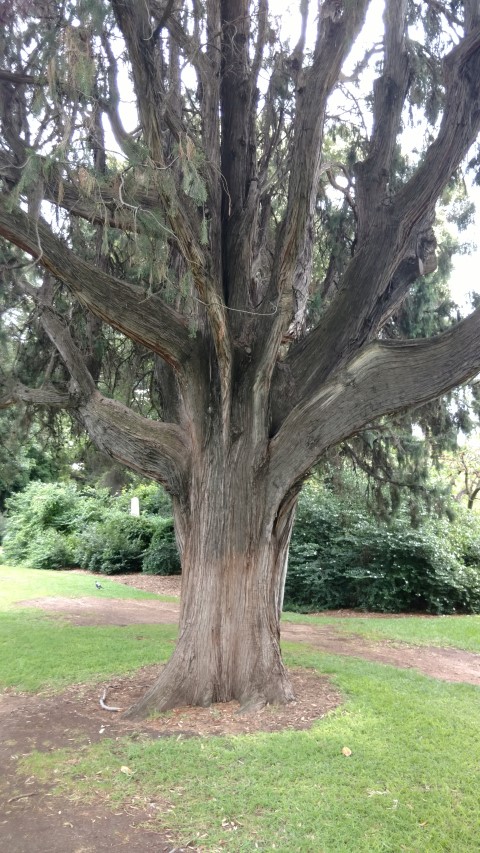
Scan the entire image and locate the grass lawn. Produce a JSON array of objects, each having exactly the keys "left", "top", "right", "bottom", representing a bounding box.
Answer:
[
  {"left": 2, "top": 563, "right": 480, "bottom": 851},
  {"left": 283, "top": 610, "right": 480, "bottom": 653},
  {"left": 23, "top": 649, "right": 480, "bottom": 852},
  {"left": 0, "top": 564, "right": 177, "bottom": 690},
  {"left": 0, "top": 563, "right": 177, "bottom": 608}
]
